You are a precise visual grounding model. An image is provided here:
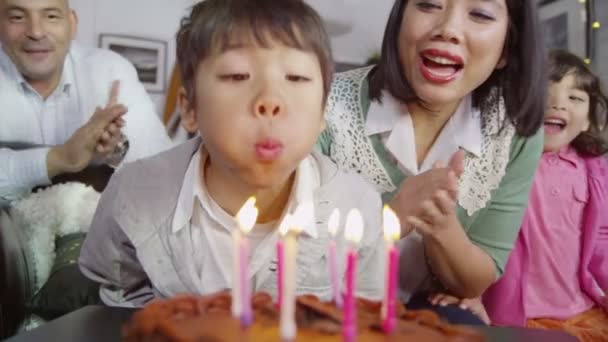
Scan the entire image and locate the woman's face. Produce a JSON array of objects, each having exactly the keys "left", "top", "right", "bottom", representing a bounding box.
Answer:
[{"left": 398, "top": 0, "right": 509, "bottom": 109}]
